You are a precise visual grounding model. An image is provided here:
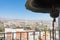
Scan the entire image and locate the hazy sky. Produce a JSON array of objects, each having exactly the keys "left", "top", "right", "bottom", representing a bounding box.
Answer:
[{"left": 0, "top": 0, "right": 55, "bottom": 21}]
